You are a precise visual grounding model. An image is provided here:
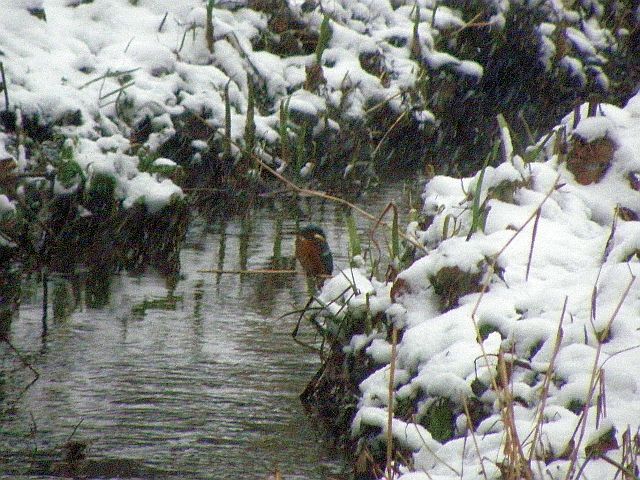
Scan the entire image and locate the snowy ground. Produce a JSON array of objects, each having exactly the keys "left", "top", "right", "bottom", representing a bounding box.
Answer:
[{"left": 321, "top": 93, "right": 640, "bottom": 479}]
